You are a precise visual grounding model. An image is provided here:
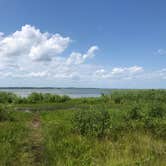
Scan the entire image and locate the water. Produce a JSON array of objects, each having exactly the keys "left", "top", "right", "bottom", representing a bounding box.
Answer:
[{"left": 0, "top": 88, "right": 111, "bottom": 98}]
